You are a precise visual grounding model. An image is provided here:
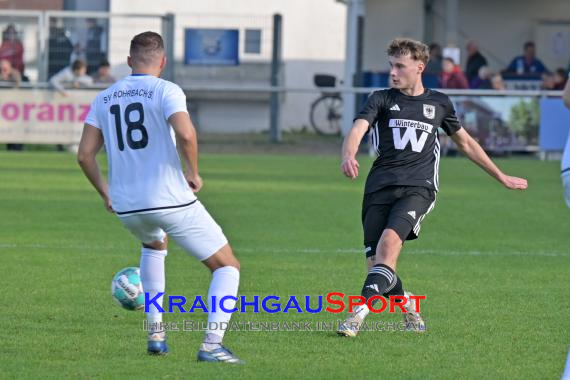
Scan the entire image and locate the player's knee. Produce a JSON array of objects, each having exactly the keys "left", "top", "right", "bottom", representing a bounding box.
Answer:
[
  {"left": 142, "top": 238, "right": 167, "bottom": 251},
  {"left": 203, "top": 244, "right": 240, "bottom": 272},
  {"left": 379, "top": 229, "right": 403, "bottom": 250},
  {"left": 221, "top": 245, "right": 240, "bottom": 270},
  {"left": 224, "top": 256, "right": 240, "bottom": 271},
  {"left": 208, "top": 260, "right": 240, "bottom": 273},
  {"left": 375, "top": 229, "right": 402, "bottom": 264}
]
